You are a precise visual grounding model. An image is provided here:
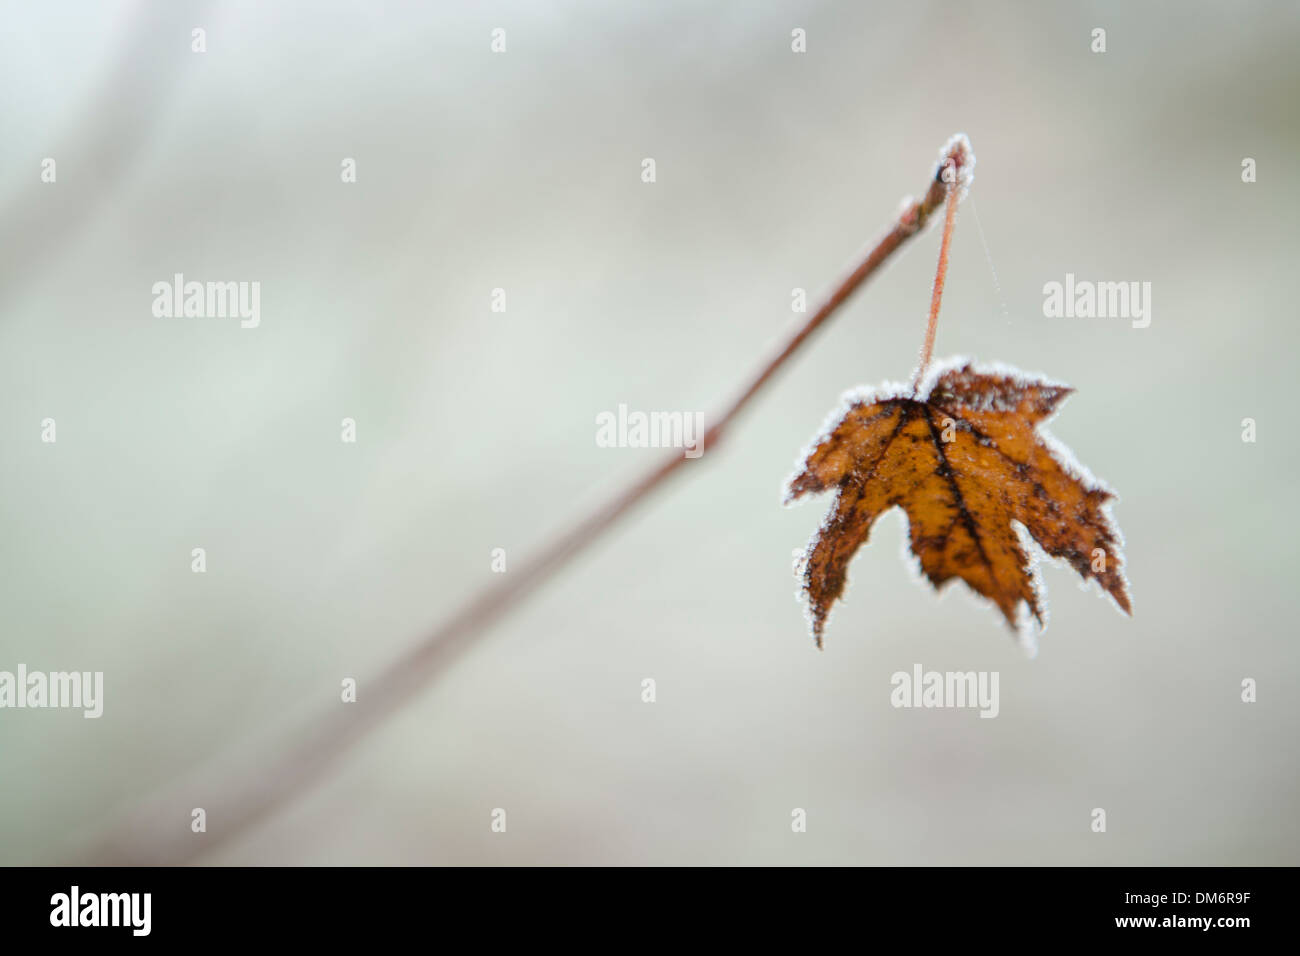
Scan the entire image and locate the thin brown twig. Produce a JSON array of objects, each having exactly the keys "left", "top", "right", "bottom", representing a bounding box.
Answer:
[
  {"left": 912, "top": 142, "right": 970, "bottom": 390},
  {"left": 85, "top": 136, "right": 969, "bottom": 866}
]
